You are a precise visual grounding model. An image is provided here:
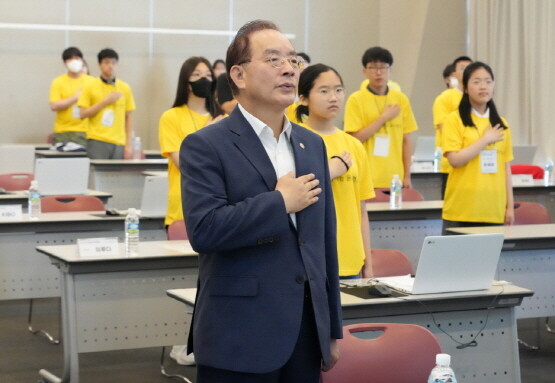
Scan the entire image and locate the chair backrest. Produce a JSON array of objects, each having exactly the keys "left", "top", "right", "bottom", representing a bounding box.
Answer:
[
  {"left": 511, "top": 164, "right": 544, "bottom": 179},
  {"left": 371, "top": 249, "right": 414, "bottom": 277},
  {"left": 167, "top": 219, "right": 188, "bottom": 240},
  {"left": 0, "top": 173, "right": 34, "bottom": 191},
  {"left": 321, "top": 323, "right": 441, "bottom": 383},
  {"left": 513, "top": 201, "right": 552, "bottom": 225},
  {"left": 41, "top": 195, "right": 105, "bottom": 213},
  {"left": 368, "top": 187, "right": 425, "bottom": 202}
]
